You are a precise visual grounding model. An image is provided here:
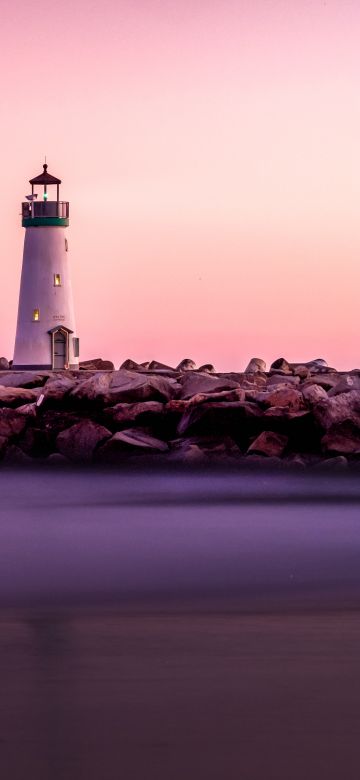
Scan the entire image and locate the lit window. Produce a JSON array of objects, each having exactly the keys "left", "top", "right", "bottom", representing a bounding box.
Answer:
[
  {"left": 54, "top": 274, "right": 61, "bottom": 286},
  {"left": 65, "top": 238, "right": 68, "bottom": 251},
  {"left": 33, "top": 308, "right": 40, "bottom": 321}
]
